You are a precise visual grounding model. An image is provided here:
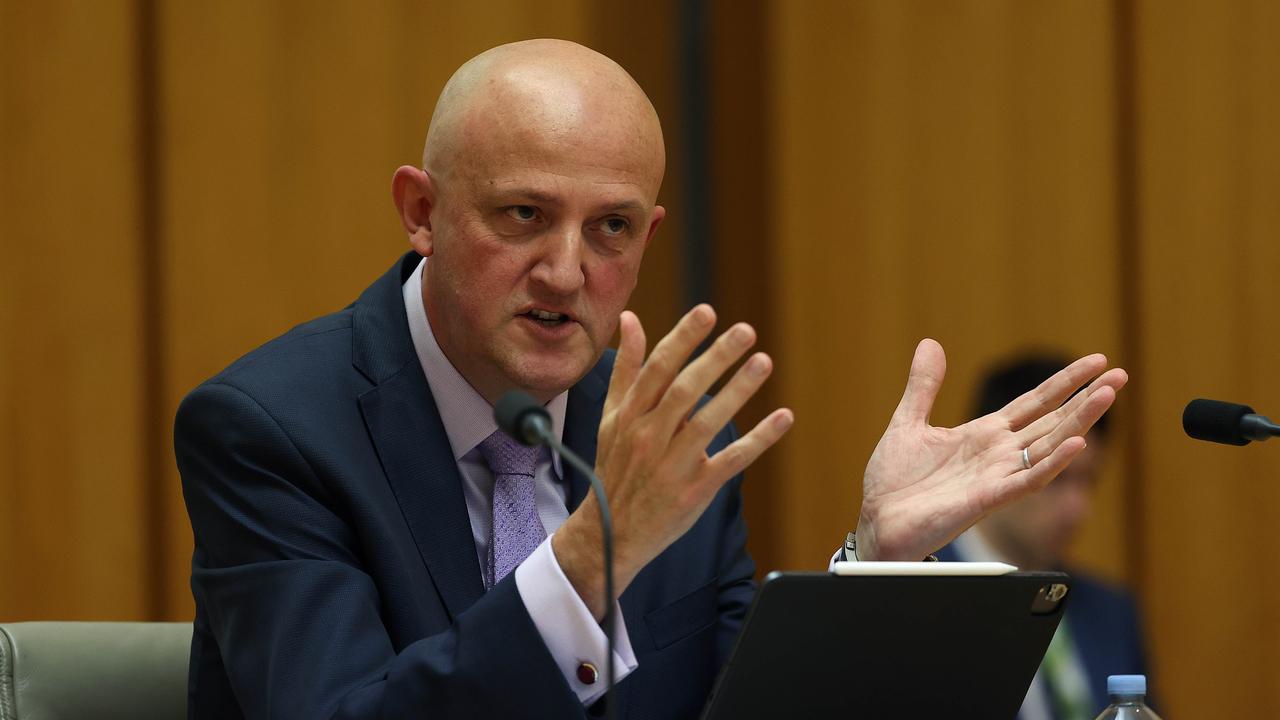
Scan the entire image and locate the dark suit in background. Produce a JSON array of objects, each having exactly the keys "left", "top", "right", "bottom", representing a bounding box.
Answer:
[
  {"left": 176, "top": 252, "right": 755, "bottom": 719},
  {"left": 936, "top": 544, "right": 1149, "bottom": 717}
]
